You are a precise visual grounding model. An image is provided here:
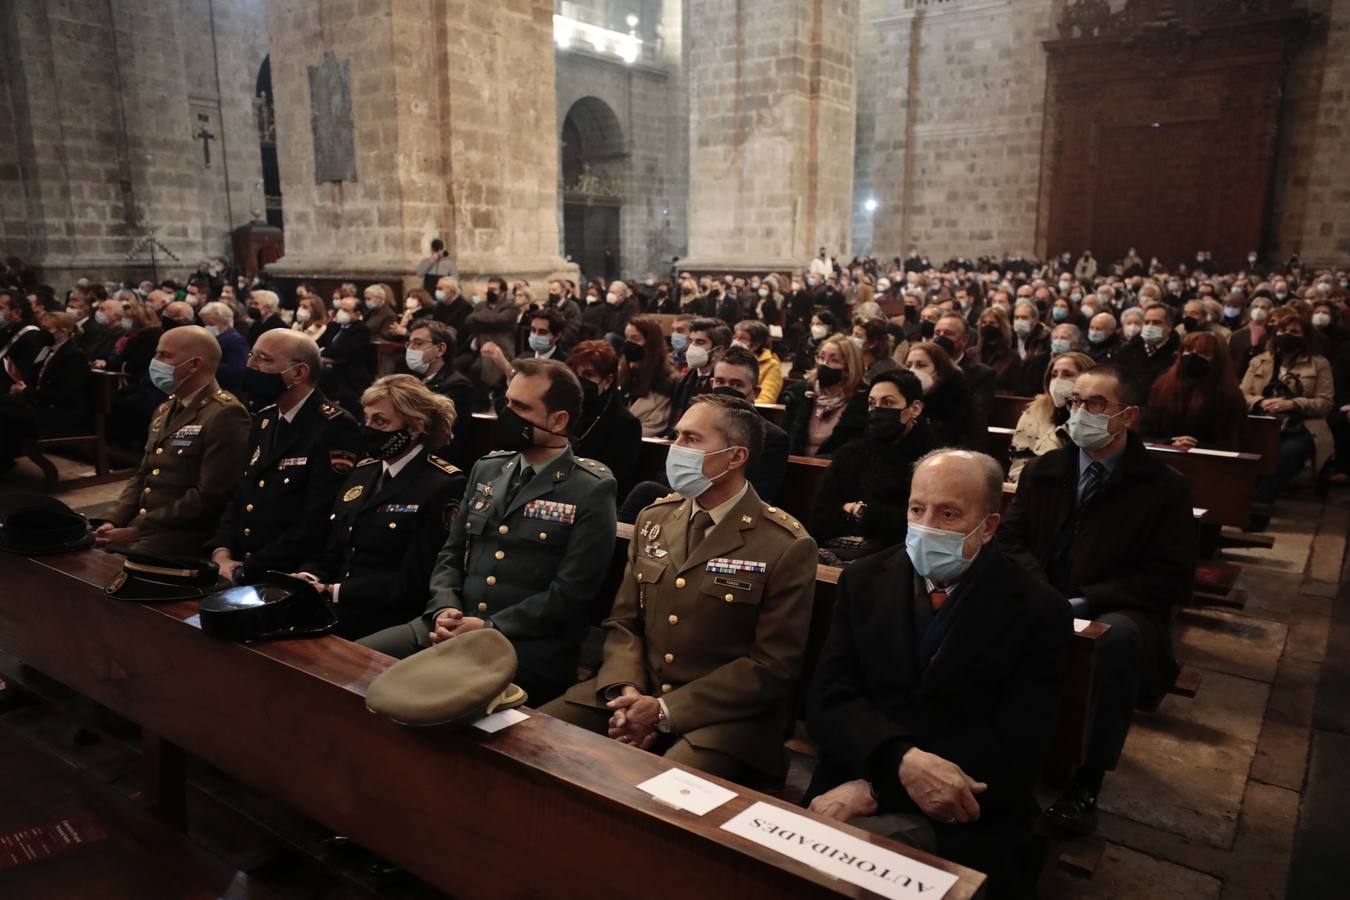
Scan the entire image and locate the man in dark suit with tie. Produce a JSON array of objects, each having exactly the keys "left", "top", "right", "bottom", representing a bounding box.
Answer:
[
  {"left": 934, "top": 313, "right": 996, "bottom": 425},
  {"left": 319, "top": 296, "right": 373, "bottom": 415},
  {"left": 209, "top": 330, "right": 362, "bottom": 586},
  {"left": 999, "top": 364, "right": 1194, "bottom": 838},
  {"left": 803, "top": 449, "right": 1070, "bottom": 900}
]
